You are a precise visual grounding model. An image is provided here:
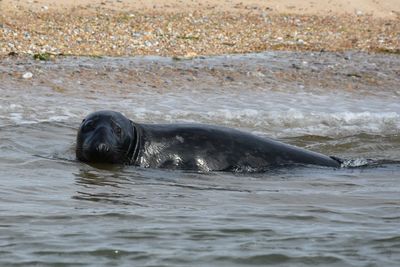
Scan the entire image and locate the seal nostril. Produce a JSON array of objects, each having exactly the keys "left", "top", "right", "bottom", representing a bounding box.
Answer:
[{"left": 97, "top": 143, "right": 109, "bottom": 153}]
